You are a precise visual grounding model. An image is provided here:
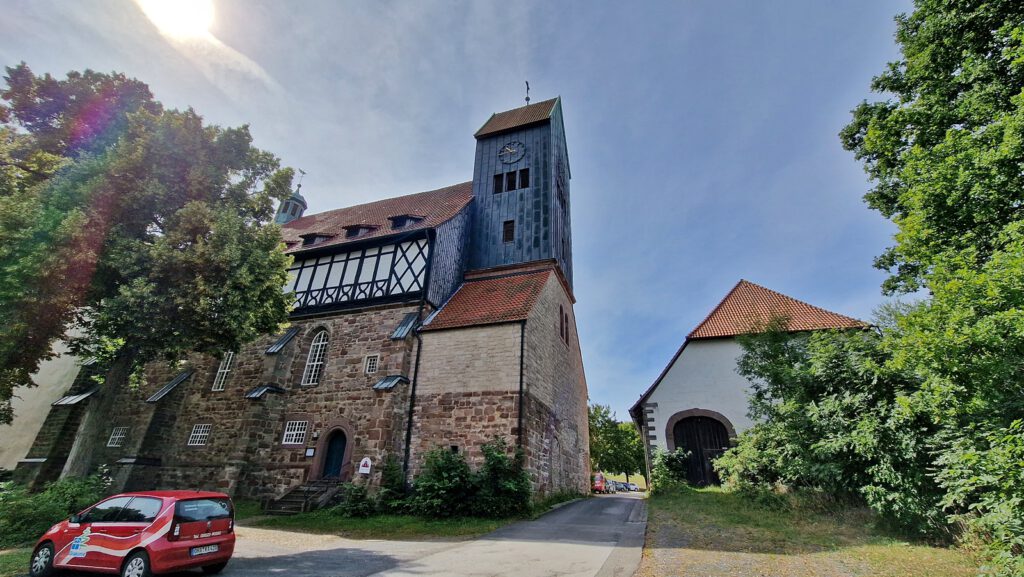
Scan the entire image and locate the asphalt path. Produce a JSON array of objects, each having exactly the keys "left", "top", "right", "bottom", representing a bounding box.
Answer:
[{"left": 21, "top": 493, "right": 646, "bottom": 577}]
